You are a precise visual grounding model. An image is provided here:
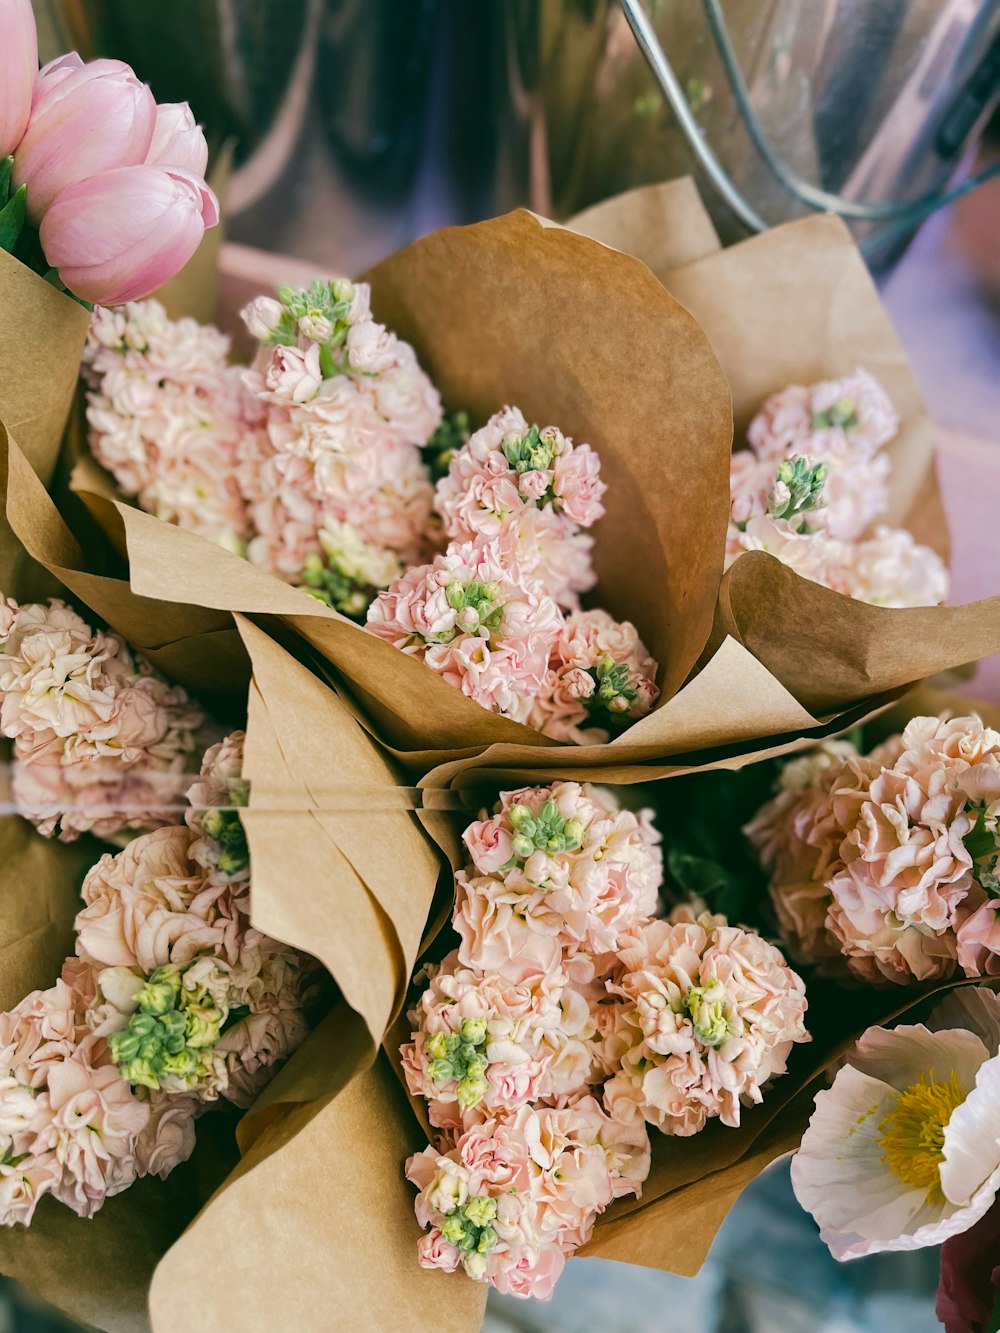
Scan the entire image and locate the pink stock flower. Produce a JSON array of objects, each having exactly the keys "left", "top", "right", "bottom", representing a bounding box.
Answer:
[
  {"left": 825, "top": 716, "right": 1000, "bottom": 985},
  {"left": 0, "top": 0, "right": 37, "bottom": 158},
  {"left": 365, "top": 538, "right": 563, "bottom": 722},
  {"left": 747, "top": 369, "right": 899, "bottom": 463},
  {"left": 752, "top": 717, "right": 1000, "bottom": 985},
  {"left": 434, "top": 407, "right": 605, "bottom": 609},
  {"left": 145, "top": 102, "right": 208, "bottom": 175},
  {"left": 455, "top": 783, "right": 662, "bottom": 981},
  {"left": 40, "top": 164, "right": 219, "bottom": 304},
  {"left": 74, "top": 826, "right": 243, "bottom": 975},
  {"left": 842, "top": 525, "right": 949, "bottom": 608},
  {"left": 134, "top": 1092, "right": 200, "bottom": 1179},
  {"left": 529, "top": 609, "right": 659, "bottom": 743},
  {"left": 0, "top": 597, "right": 204, "bottom": 841},
  {"left": 0, "top": 970, "right": 150, "bottom": 1225},
  {"left": 603, "top": 905, "right": 809, "bottom": 1136},
  {"left": 84, "top": 300, "right": 252, "bottom": 549},
  {"left": 402, "top": 951, "right": 601, "bottom": 1130},
  {"left": 14, "top": 55, "right": 157, "bottom": 222},
  {"left": 262, "top": 343, "right": 324, "bottom": 405},
  {"left": 406, "top": 1096, "right": 648, "bottom": 1296}
]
